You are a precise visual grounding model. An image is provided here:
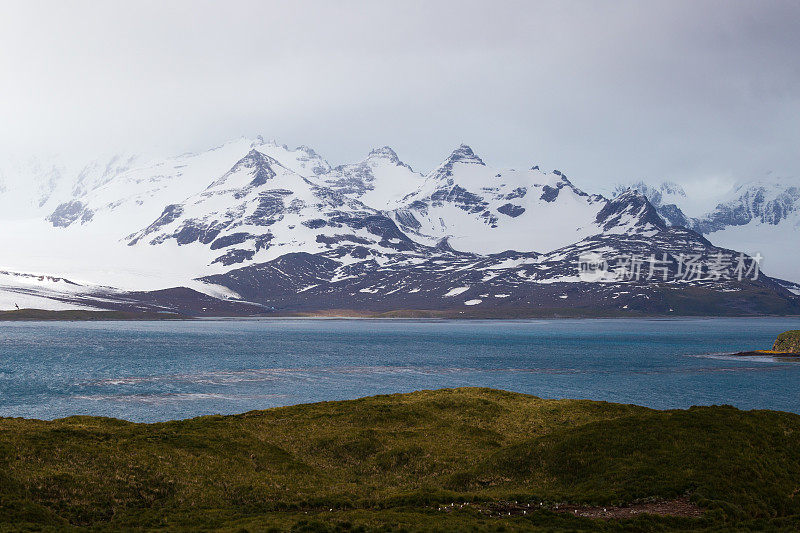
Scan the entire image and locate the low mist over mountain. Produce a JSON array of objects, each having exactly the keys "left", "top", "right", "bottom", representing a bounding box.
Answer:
[{"left": 0, "top": 138, "right": 797, "bottom": 316}]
